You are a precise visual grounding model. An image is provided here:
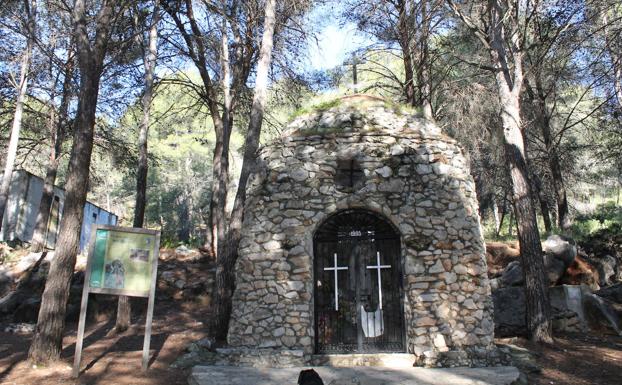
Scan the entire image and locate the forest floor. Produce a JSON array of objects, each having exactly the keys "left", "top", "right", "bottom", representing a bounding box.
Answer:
[
  {"left": 1, "top": 320, "right": 621, "bottom": 384},
  {"left": 1, "top": 245, "right": 621, "bottom": 384},
  {"left": 512, "top": 332, "right": 622, "bottom": 385},
  {"left": 0, "top": 297, "right": 208, "bottom": 385}
]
